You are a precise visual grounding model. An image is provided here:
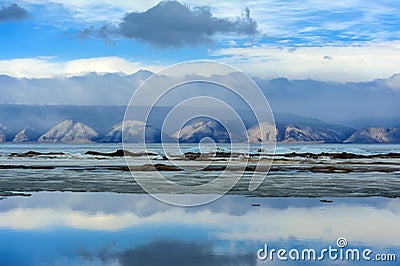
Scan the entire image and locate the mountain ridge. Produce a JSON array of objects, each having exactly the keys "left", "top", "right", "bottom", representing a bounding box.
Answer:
[{"left": 0, "top": 102, "right": 398, "bottom": 143}]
